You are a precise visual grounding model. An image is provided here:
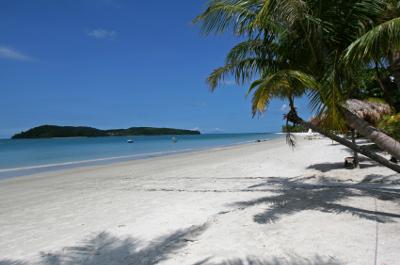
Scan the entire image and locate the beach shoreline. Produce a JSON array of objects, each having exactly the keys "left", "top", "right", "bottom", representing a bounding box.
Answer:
[
  {"left": 1, "top": 137, "right": 399, "bottom": 264},
  {"left": 0, "top": 133, "right": 282, "bottom": 180}
]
